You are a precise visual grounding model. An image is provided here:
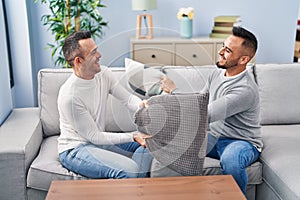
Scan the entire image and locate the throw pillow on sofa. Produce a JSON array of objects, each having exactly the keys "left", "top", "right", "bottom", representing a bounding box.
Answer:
[
  {"left": 125, "top": 58, "right": 164, "bottom": 98},
  {"left": 134, "top": 93, "right": 209, "bottom": 176}
]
